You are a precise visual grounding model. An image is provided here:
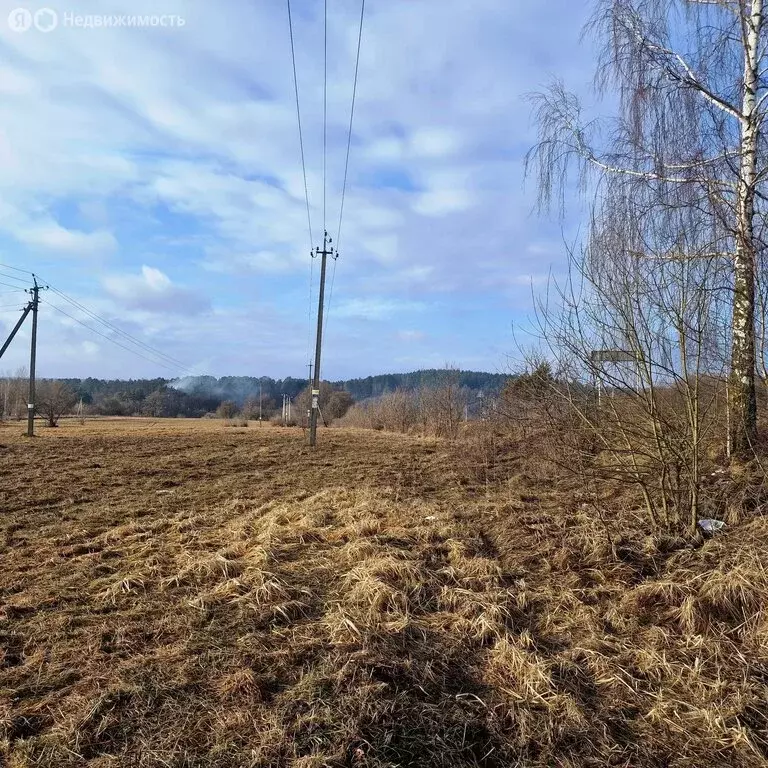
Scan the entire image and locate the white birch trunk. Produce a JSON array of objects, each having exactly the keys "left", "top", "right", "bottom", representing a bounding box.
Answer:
[{"left": 729, "top": 0, "right": 762, "bottom": 458}]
